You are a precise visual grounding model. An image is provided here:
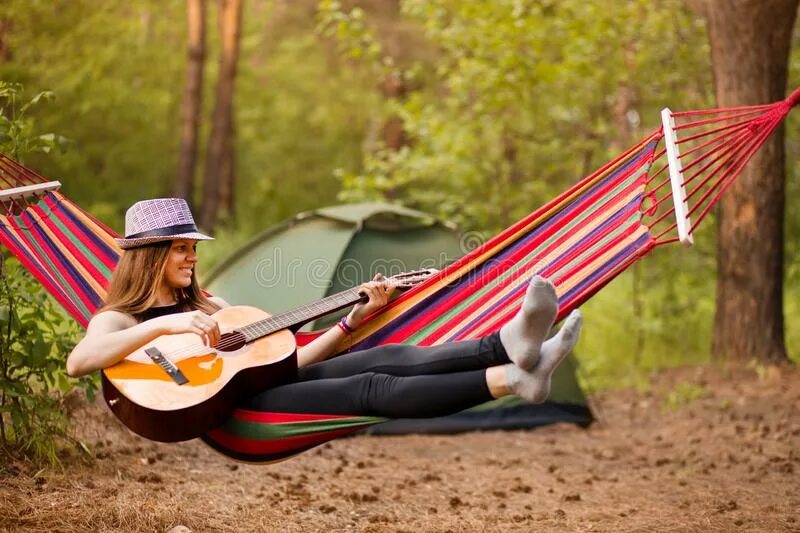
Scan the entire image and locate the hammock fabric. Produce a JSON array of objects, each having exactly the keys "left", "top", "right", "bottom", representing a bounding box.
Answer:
[{"left": 1, "top": 89, "right": 798, "bottom": 463}]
